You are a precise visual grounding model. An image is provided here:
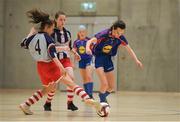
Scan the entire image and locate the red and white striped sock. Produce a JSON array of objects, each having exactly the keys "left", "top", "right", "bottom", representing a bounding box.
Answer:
[
  {"left": 67, "top": 87, "right": 74, "bottom": 102},
  {"left": 25, "top": 90, "right": 43, "bottom": 106},
  {"left": 73, "top": 85, "right": 90, "bottom": 100},
  {"left": 46, "top": 90, "right": 55, "bottom": 103}
]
